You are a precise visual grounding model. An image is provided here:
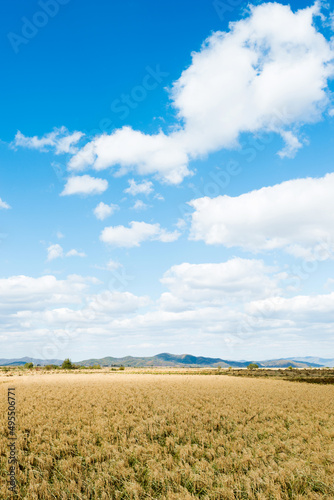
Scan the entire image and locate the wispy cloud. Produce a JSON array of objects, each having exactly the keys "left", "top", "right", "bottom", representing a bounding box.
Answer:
[
  {"left": 47, "top": 244, "right": 86, "bottom": 261},
  {"left": 61, "top": 175, "right": 108, "bottom": 196},
  {"left": 131, "top": 200, "right": 149, "bottom": 211},
  {"left": 0, "top": 198, "right": 11, "bottom": 209},
  {"left": 100, "top": 221, "right": 180, "bottom": 247},
  {"left": 11, "top": 127, "right": 84, "bottom": 154},
  {"left": 66, "top": 249, "right": 86, "bottom": 258}
]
